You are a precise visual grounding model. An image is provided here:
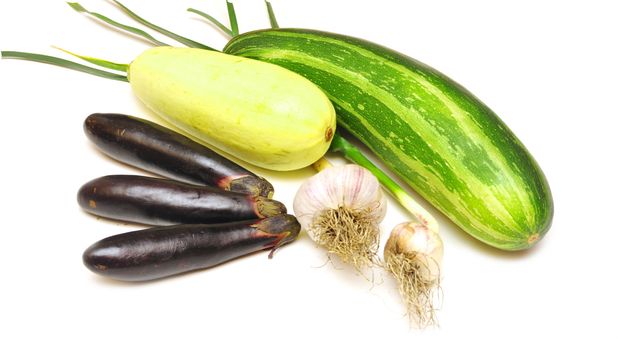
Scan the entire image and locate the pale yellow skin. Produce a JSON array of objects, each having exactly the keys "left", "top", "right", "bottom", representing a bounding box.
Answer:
[{"left": 128, "top": 47, "right": 336, "bottom": 171}]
